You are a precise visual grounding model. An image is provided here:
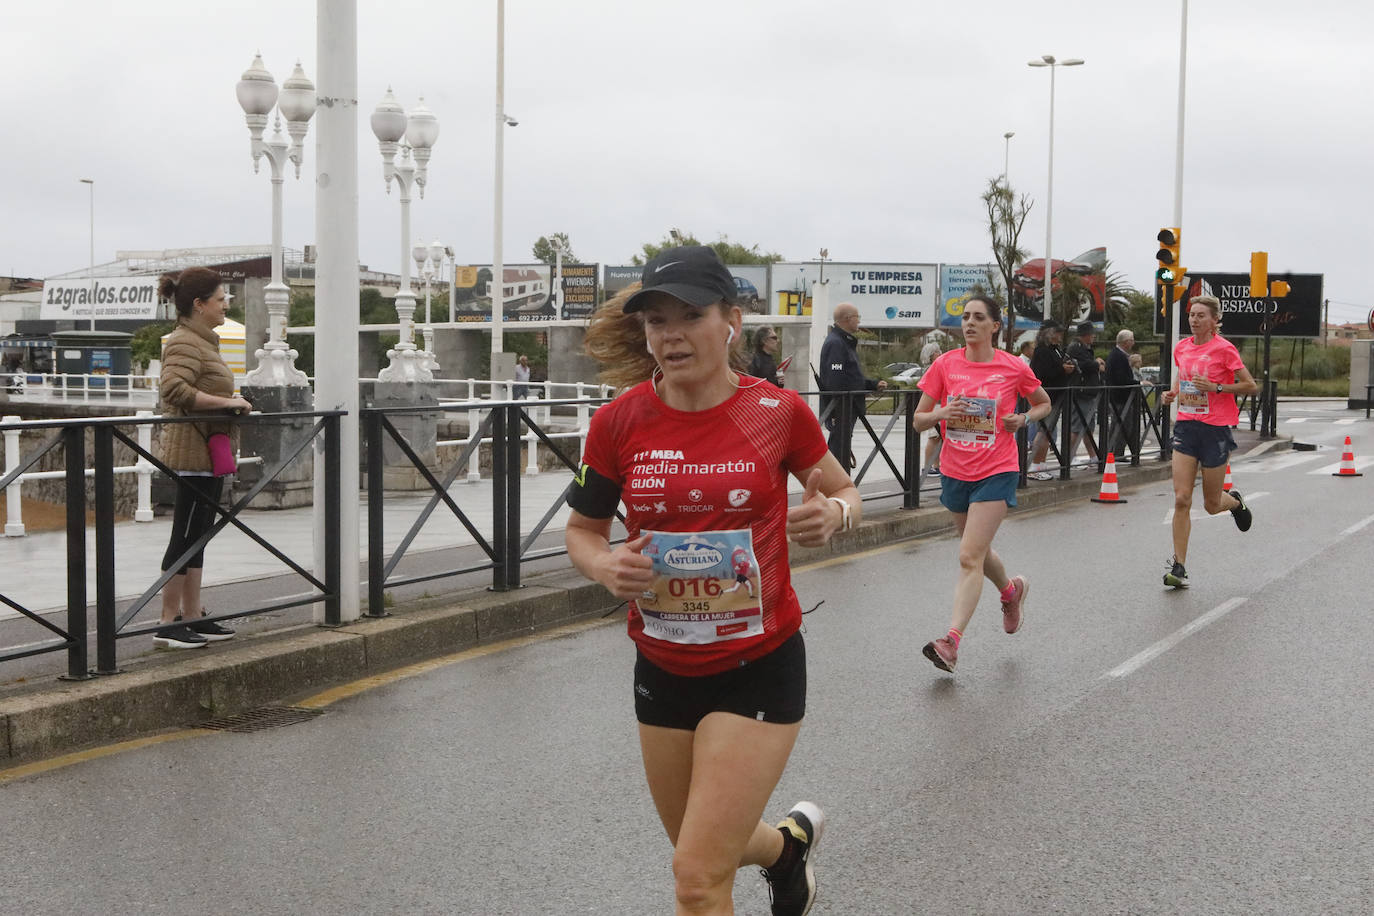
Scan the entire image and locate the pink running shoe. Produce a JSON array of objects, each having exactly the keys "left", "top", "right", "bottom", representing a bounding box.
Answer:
[
  {"left": 922, "top": 637, "right": 957, "bottom": 672},
  {"left": 1001, "top": 576, "right": 1028, "bottom": 634}
]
